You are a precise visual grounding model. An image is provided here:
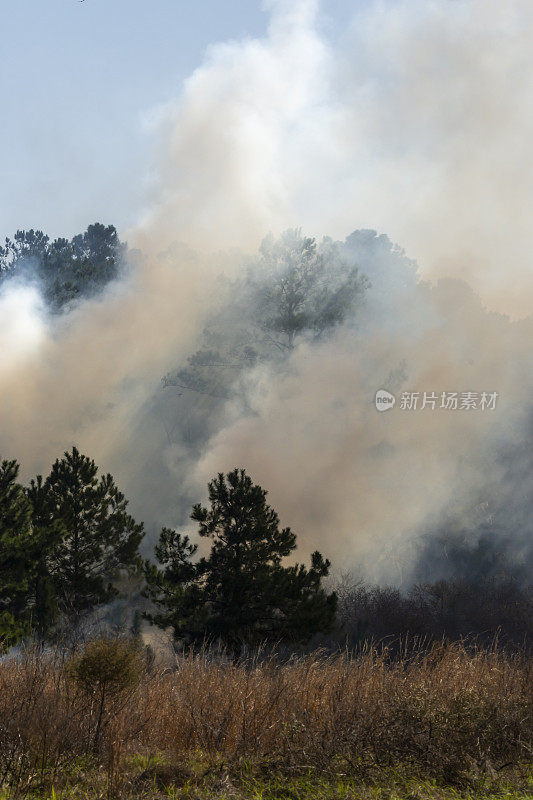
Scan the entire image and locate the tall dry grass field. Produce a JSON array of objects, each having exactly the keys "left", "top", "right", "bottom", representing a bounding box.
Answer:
[{"left": 0, "top": 640, "right": 531, "bottom": 796}]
